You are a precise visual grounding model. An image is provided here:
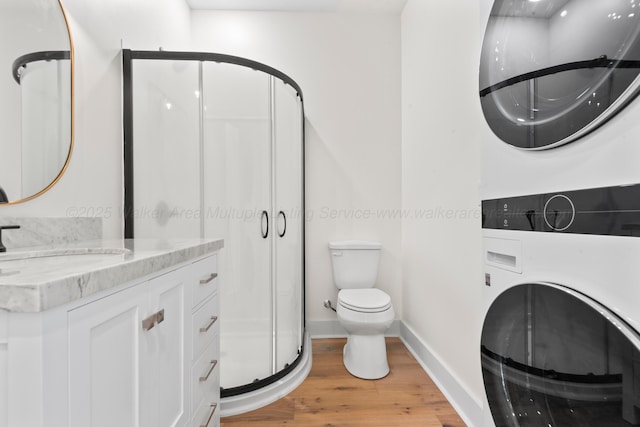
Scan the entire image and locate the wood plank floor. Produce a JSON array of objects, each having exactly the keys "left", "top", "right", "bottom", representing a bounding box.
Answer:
[{"left": 221, "top": 338, "right": 467, "bottom": 427}]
